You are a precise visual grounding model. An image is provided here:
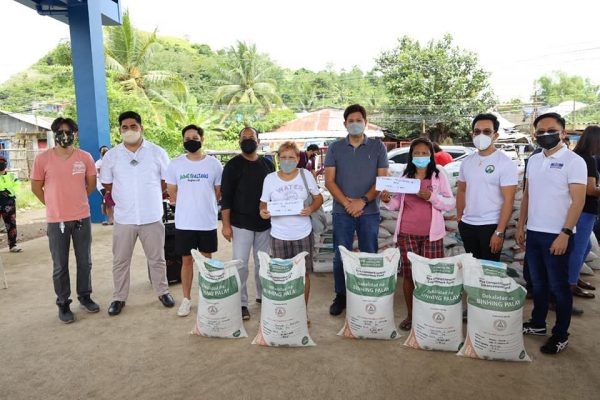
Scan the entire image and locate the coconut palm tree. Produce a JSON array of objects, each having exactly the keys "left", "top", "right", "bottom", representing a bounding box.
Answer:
[
  {"left": 213, "top": 41, "right": 281, "bottom": 118},
  {"left": 104, "top": 10, "right": 186, "bottom": 106}
]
